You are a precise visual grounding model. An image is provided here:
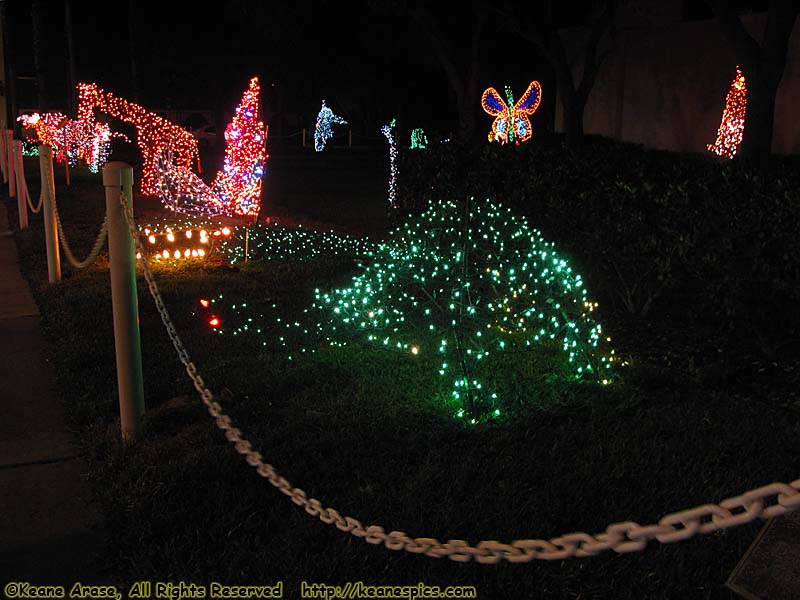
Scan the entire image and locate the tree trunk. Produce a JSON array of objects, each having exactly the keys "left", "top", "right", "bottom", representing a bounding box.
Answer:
[
  {"left": 739, "top": 74, "right": 777, "bottom": 159},
  {"left": 458, "top": 97, "right": 477, "bottom": 141},
  {"left": 563, "top": 94, "right": 586, "bottom": 146},
  {"left": 1, "top": 2, "right": 18, "bottom": 136},
  {"left": 64, "top": 0, "right": 78, "bottom": 116},
  {"left": 31, "top": 0, "right": 47, "bottom": 110}
]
